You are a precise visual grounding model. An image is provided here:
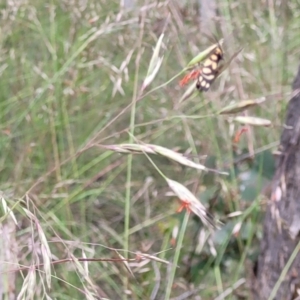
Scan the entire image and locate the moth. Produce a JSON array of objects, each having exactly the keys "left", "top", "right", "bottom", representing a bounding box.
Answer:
[
  {"left": 180, "top": 42, "right": 241, "bottom": 92},
  {"left": 196, "top": 45, "right": 224, "bottom": 92}
]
